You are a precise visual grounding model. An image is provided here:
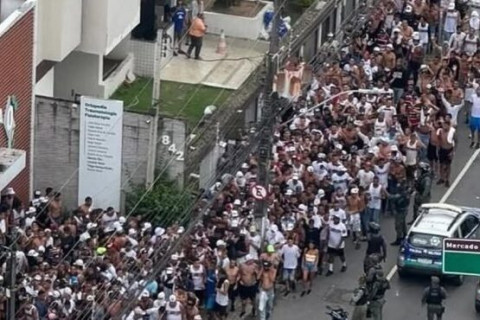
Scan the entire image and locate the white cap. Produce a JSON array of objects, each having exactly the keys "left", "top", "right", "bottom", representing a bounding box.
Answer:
[
  {"left": 233, "top": 199, "right": 242, "bottom": 205},
  {"left": 177, "top": 226, "right": 185, "bottom": 234},
  {"left": 142, "top": 222, "right": 152, "bottom": 230},
  {"left": 157, "top": 292, "right": 166, "bottom": 300},
  {"left": 155, "top": 227, "right": 165, "bottom": 236},
  {"left": 448, "top": 2, "right": 455, "bottom": 10},
  {"left": 241, "top": 163, "right": 249, "bottom": 169},
  {"left": 128, "top": 228, "right": 137, "bottom": 236},
  {"left": 351, "top": 188, "right": 359, "bottom": 194},
  {"left": 231, "top": 210, "right": 239, "bottom": 217},
  {"left": 63, "top": 287, "right": 72, "bottom": 296},
  {"left": 118, "top": 216, "right": 127, "bottom": 224},
  {"left": 307, "top": 166, "right": 314, "bottom": 173},
  {"left": 171, "top": 254, "right": 179, "bottom": 261},
  {"left": 169, "top": 295, "right": 177, "bottom": 303},
  {"left": 141, "top": 290, "right": 150, "bottom": 298},
  {"left": 74, "top": 259, "right": 85, "bottom": 268},
  {"left": 298, "top": 204, "right": 308, "bottom": 212},
  {"left": 27, "top": 250, "right": 39, "bottom": 257},
  {"left": 26, "top": 207, "right": 36, "bottom": 214},
  {"left": 216, "top": 239, "right": 226, "bottom": 247},
  {"left": 38, "top": 245, "right": 45, "bottom": 253},
  {"left": 391, "top": 145, "right": 399, "bottom": 152},
  {"left": 473, "top": 11, "right": 479, "bottom": 17},
  {"left": 327, "top": 32, "right": 334, "bottom": 37},
  {"left": 285, "top": 189, "right": 293, "bottom": 196},
  {"left": 413, "top": 32, "right": 420, "bottom": 41},
  {"left": 194, "top": 315, "right": 203, "bottom": 320},
  {"left": 292, "top": 174, "right": 299, "bottom": 180},
  {"left": 86, "top": 222, "right": 97, "bottom": 230},
  {"left": 386, "top": 43, "right": 393, "bottom": 49},
  {"left": 33, "top": 274, "right": 42, "bottom": 281},
  {"left": 405, "top": 5, "right": 412, "bottom": 12},
  {"left": 236, "top": 171, "right": 244, "bottom": 177},
  {"left": 4, "top": 187, "right": 15, "bottom": 195},
  {"left": 249, "top": 225, "right": 257, "bottom": 232},
  {"left": 166, "top": 267, "right": 174, "bottom": 274},
  {"left": 245, "top": 253, "right": 254, "bottom": 261},
  {"left": 373, "top": 47, "right": 380, "bottom": 52}
]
